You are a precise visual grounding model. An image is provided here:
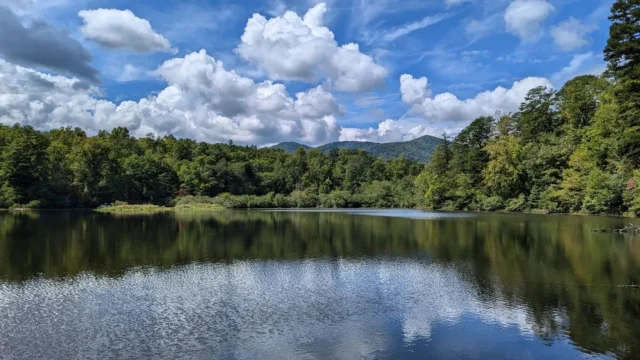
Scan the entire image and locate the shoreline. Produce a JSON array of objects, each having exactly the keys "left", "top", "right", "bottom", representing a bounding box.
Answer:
[{"left": 1, "top": 206, "right": 636, "bottom": 219}]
